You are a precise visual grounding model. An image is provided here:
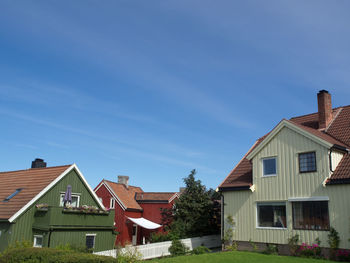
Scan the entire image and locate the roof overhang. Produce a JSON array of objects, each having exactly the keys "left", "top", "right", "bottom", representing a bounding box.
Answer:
[
  {"left": 218, "top": 185, "right": 251, "bottom": 192},
  {"left": 246, "top": 119, "right": 333, "bottom": 160},
  {"left": 127, "top": 217, "right": 161, "bottom": 230}
]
